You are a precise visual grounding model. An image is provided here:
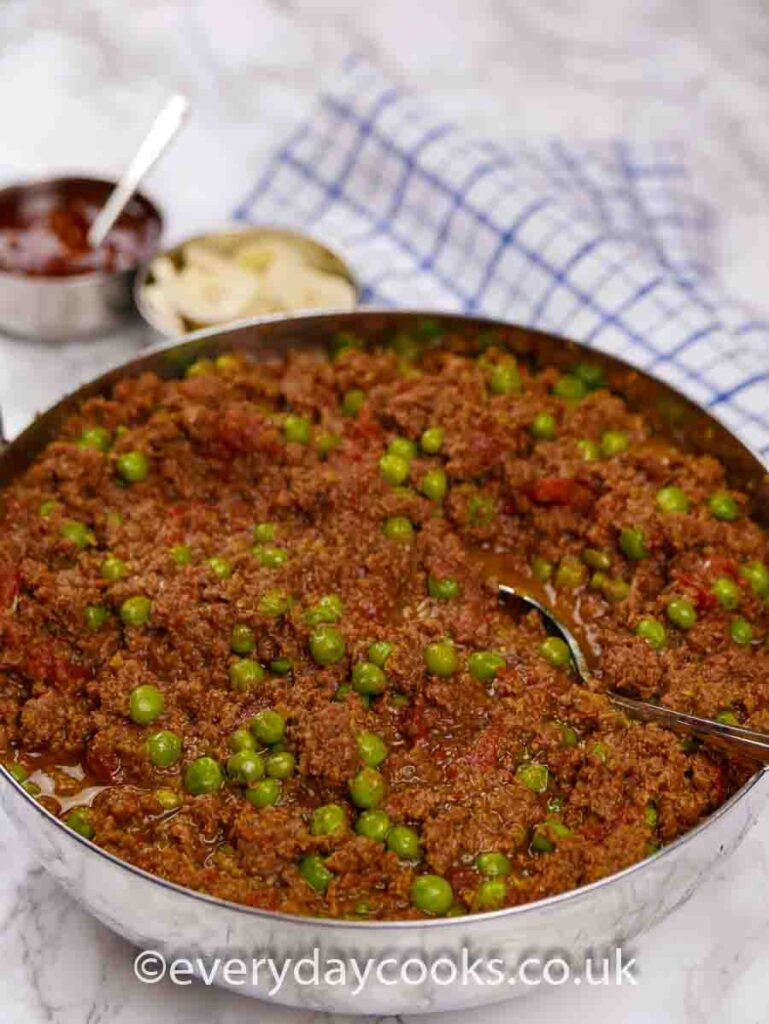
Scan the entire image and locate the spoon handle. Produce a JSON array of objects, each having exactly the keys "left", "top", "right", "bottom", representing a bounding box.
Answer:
[
  {"left": 88, "top": 94, "right": 189, "bottom": 250},
  {"left": 609, "top": 691, "right": 769, "bottom": 764}
]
